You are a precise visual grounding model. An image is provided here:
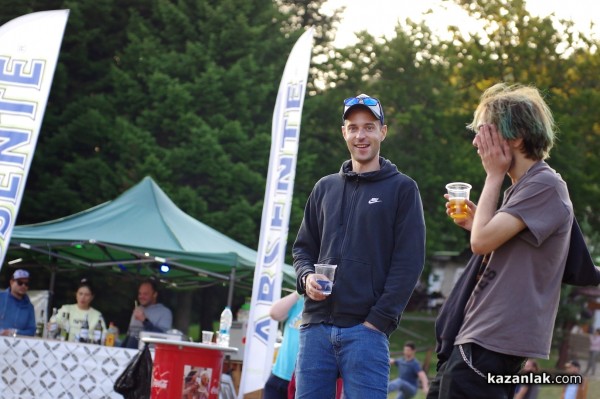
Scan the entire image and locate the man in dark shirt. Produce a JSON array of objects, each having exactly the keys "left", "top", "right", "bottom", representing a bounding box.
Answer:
[{"left": 388, "top": 341, "right": 429, "bottom": 399}]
